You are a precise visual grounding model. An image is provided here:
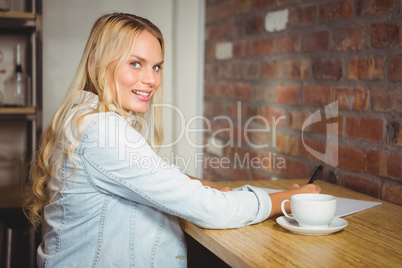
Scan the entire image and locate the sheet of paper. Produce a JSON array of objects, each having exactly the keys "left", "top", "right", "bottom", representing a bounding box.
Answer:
[
  {"left": 335, "top": 197, "right": 381, "bottom": 217},
  {"left": 236, "top": 186, "right": 382, "bottom": 217}
]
